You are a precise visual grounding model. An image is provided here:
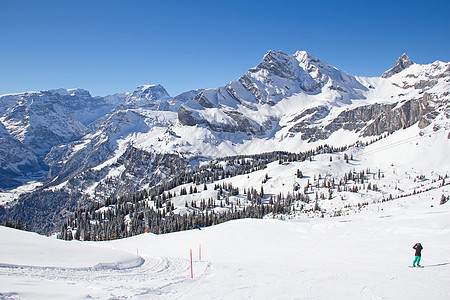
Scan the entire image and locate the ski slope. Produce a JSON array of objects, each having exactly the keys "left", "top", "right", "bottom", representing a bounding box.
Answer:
[
  {"left": 1, "top": 121, "right": 450, "bottom": 299},
  {"left": 1, "top": 185, "right": 449, "bottom": 299}
]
